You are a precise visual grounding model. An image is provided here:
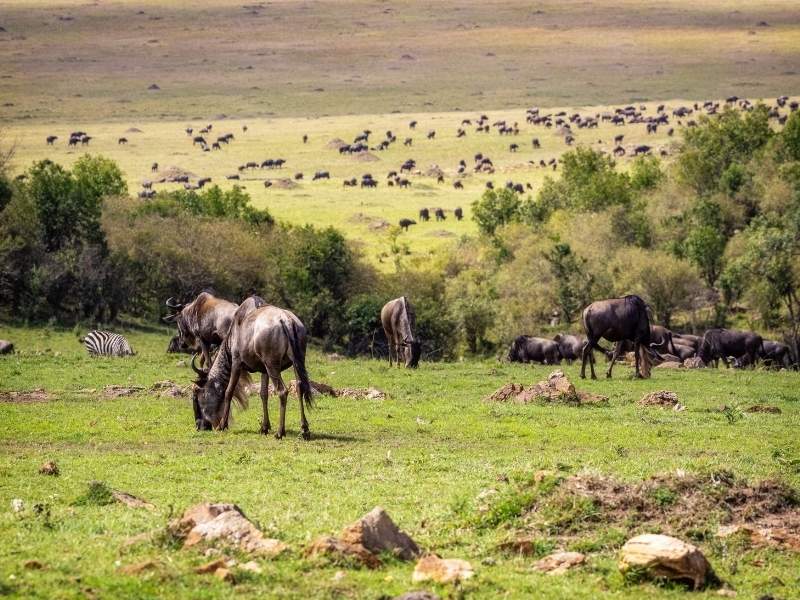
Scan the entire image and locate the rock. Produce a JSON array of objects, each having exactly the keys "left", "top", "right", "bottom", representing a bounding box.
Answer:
[
  {"left": 0, "top": 340, "right": 13, "bottom": 354},
  {"left": 214, "top": 567, "right": 235, "bottom": 583},
  {"left": 638, "top": 390, "right": 684, "bottom": 410},
  {"left": 169, "top": 503, "right": 287, "bottom": 557},
  {"left": 619, "top": 534, "right": 712, "bottom": 589},
  {"left": 485, "top": 371, "right": 607, "bottom": 405},
  {"left": 240, "top": 560, "right": 262, "bottom": 574},
  {"left": 535, "top": 551, "right": 586, "bottom": 574},
  {"left": 306, "top": 535, "right": 381, "bottom": 568},
  {"left": 393, "top": 592, "right": 440, "bottom": 600},
  {"left": 112, "top": 490, "right": 155, "bottom": 510},
  {"left": 11, "top": 498, "right": 24, "bottom": 512},
  {"left": 655, "top": 361, "right": 683, "bottom": 369},
  {"left": 340, "top": 506, "right": 420, "bottom": 560},
  {"left": 103, "top": 385, "right": 144, "bottom": 399},
  {"left": 745, "top": 404, "right": 781, "bottom": 414},
  {"left": 38, "top": 461, "right": 59, "bottom": 476},
  {"left": 412, "top": 555, "right": 474, "bottom": 584},
  {"left": 683, "top": 357, "right": 705, "bottom": 369},
  {"left": 195, "top": 558, "right": 227, "bottom": 574},
  {"left": 119, "top": 559, "right": 159, "bottom": 575}
]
